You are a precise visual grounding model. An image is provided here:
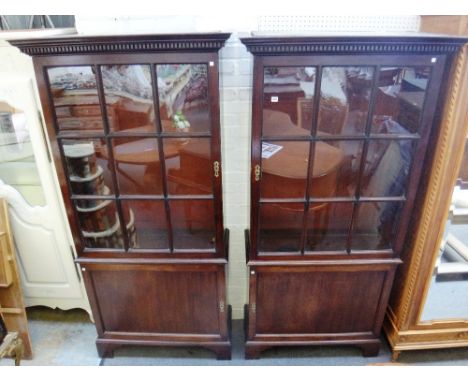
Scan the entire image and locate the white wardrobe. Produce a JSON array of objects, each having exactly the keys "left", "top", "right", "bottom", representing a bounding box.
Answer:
[{"left": 0, "top": 36, "right": 90, "bottom": 316}]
